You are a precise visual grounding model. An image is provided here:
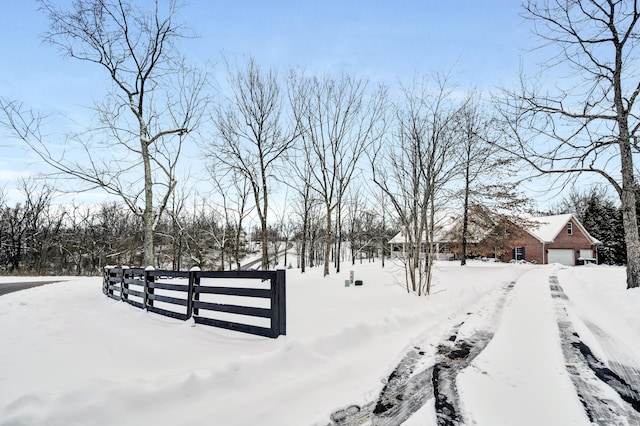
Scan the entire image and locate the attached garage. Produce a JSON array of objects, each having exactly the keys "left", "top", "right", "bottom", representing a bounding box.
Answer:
[
  {"left": 503, "top": 214, "right": 600, "bottom": 265},
  {"left": 548, "top": 249, "right": 575, "bottom": 266}
]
